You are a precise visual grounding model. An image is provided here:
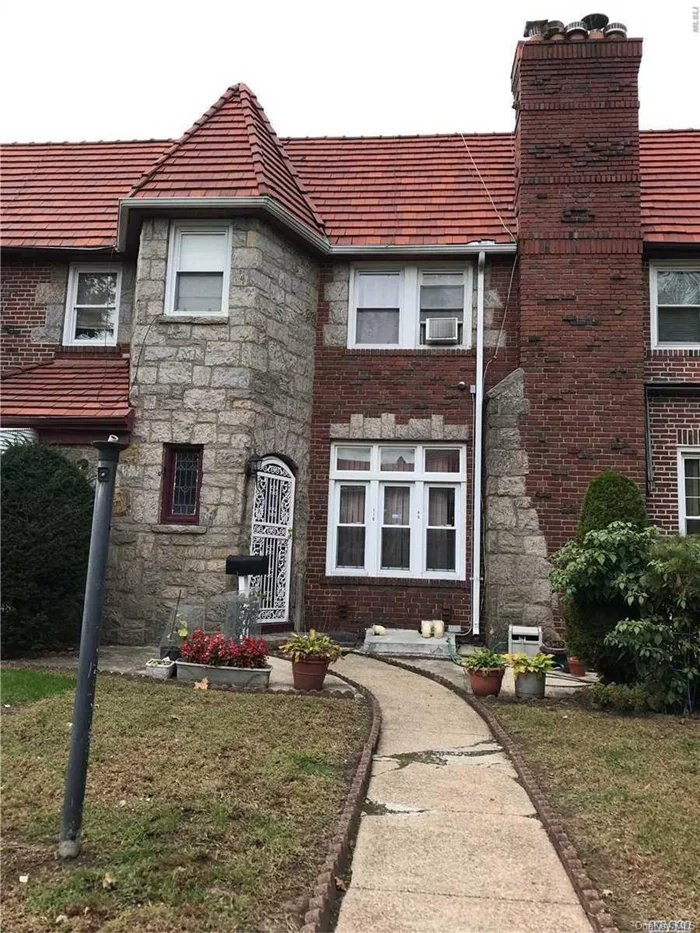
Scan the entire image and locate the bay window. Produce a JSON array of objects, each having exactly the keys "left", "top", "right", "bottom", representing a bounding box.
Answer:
[
  {"left": 349, "top": 265, "right": 471, "bottom": 349},
  {"left": 651, "top": 264, "right": 700, "bottom": 348},
  {"left": 327, "top": 443, "right": 466, "bottom": 579}
]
